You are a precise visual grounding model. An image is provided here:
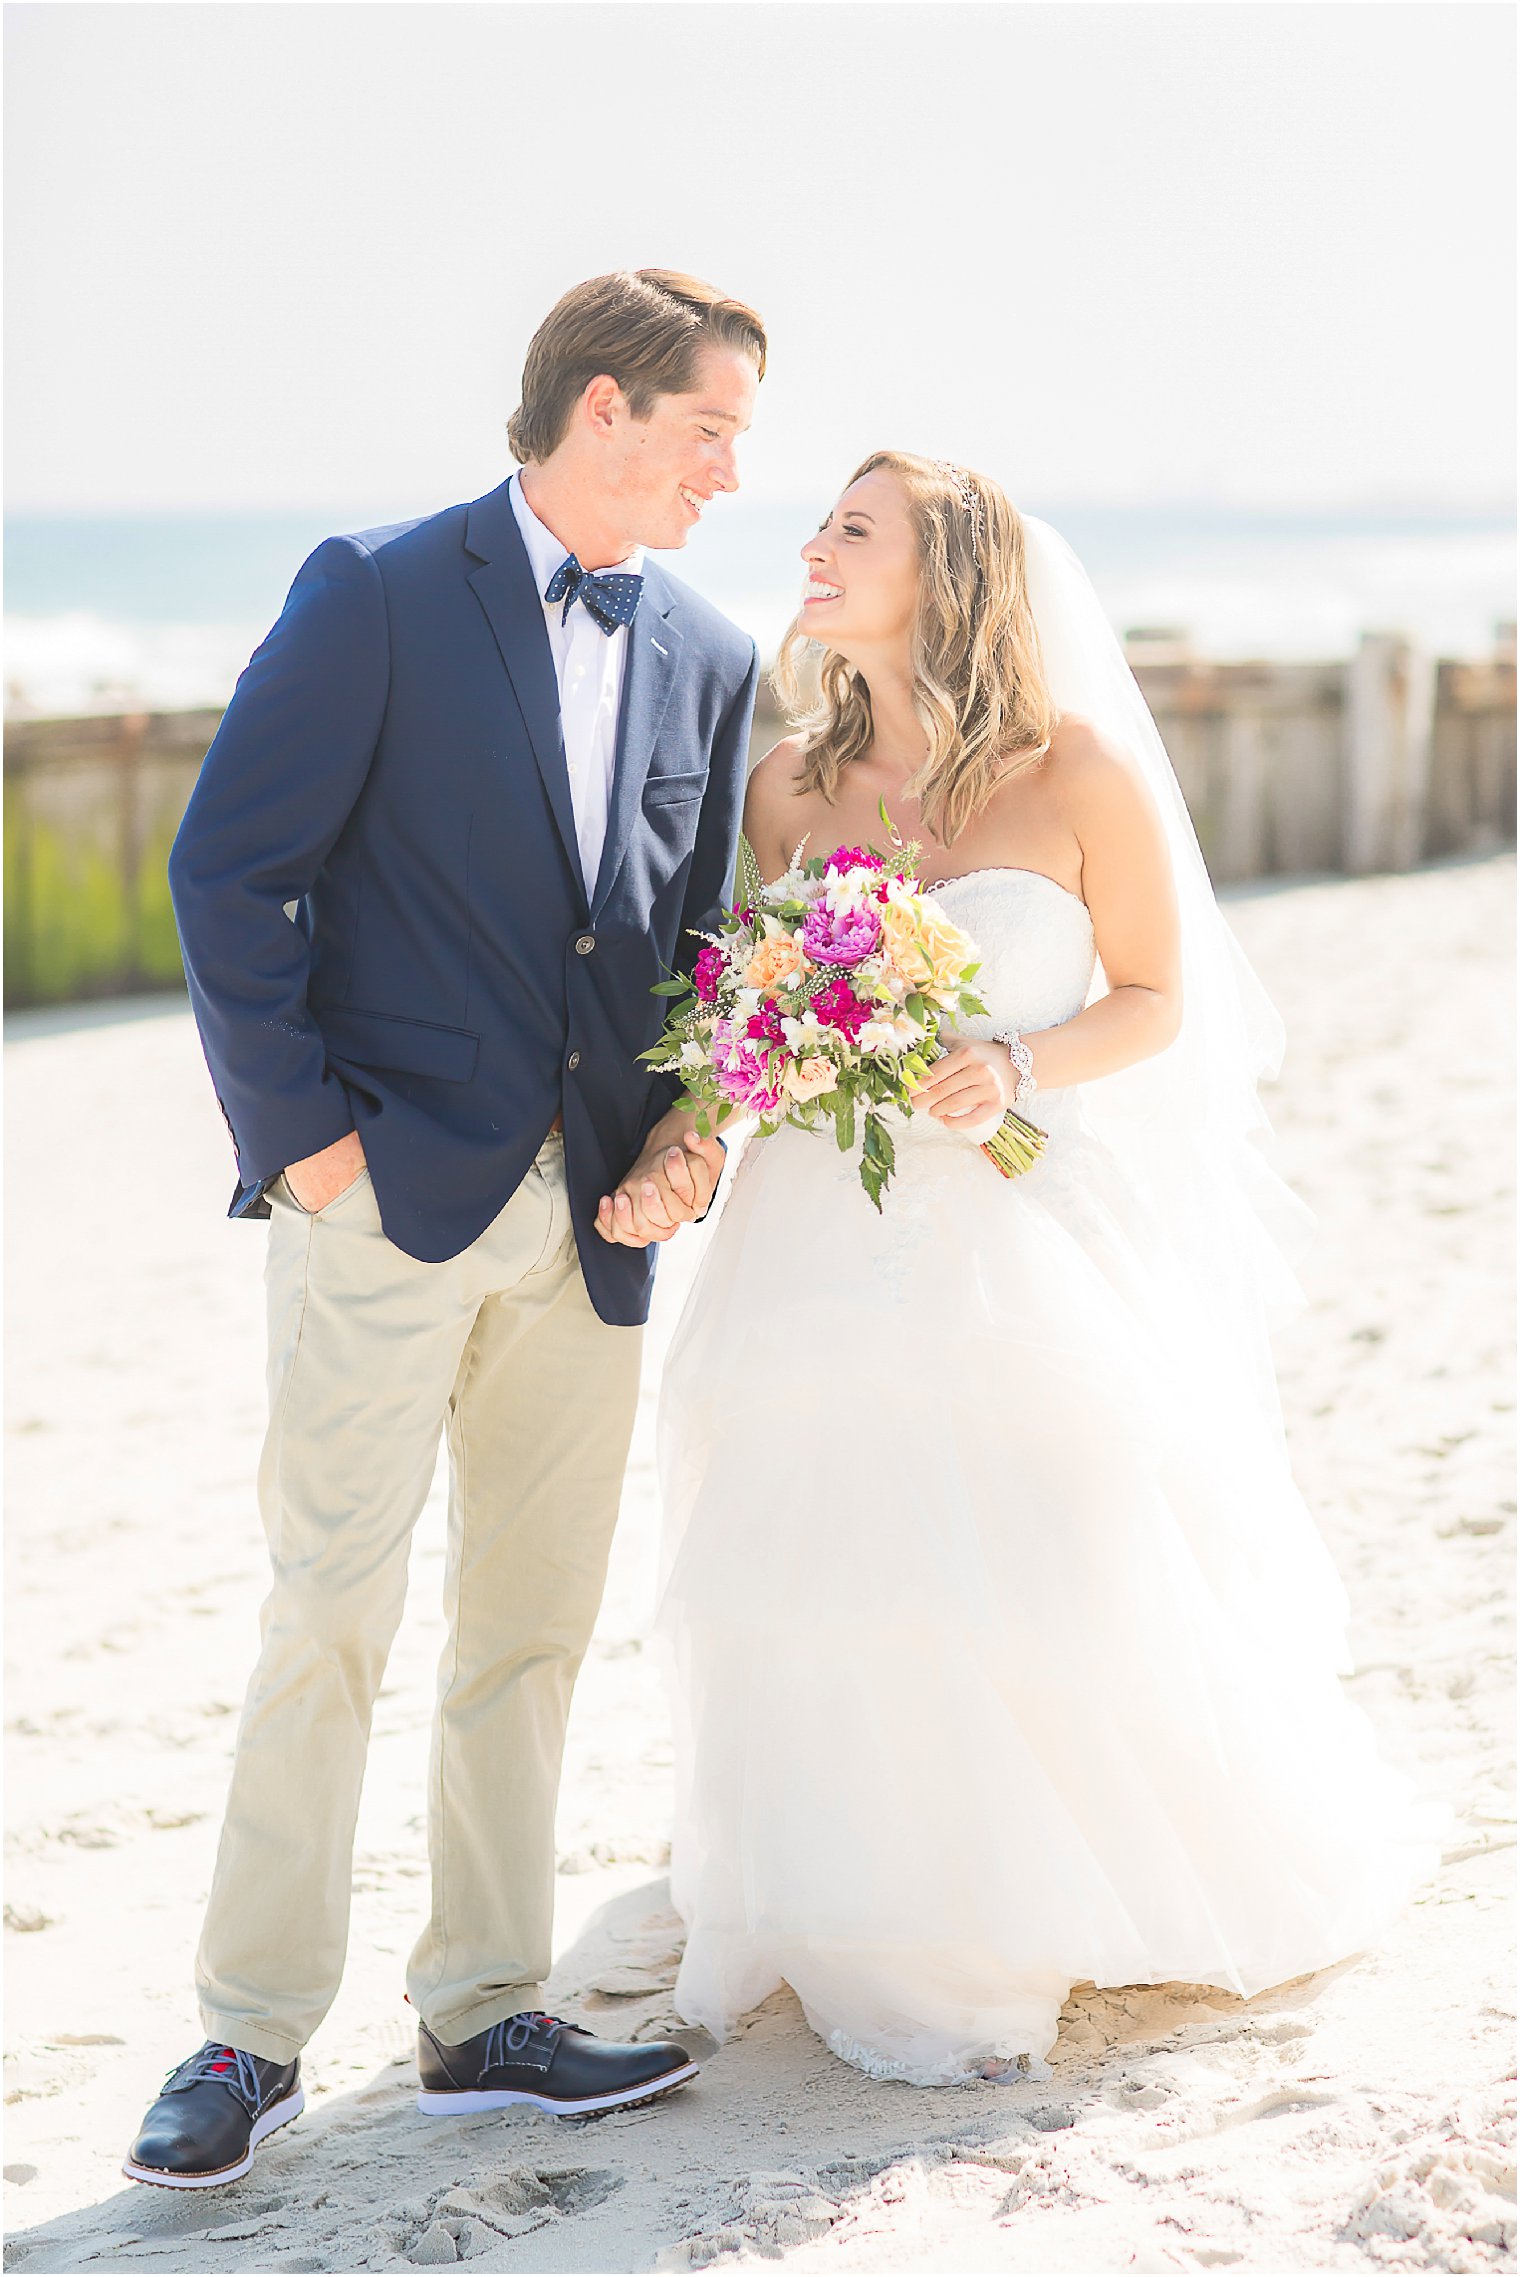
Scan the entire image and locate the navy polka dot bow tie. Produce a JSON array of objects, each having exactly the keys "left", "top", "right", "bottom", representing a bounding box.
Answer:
[{"left": 543, "top": 552, "right": 644, "bottom": 636}]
